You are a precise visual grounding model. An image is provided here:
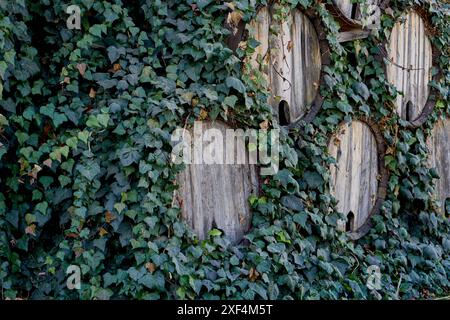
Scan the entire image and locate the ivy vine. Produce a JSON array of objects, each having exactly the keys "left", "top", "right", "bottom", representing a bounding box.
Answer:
[{"left": 0, "top": 0, "right": 449, "bottom": 300}]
